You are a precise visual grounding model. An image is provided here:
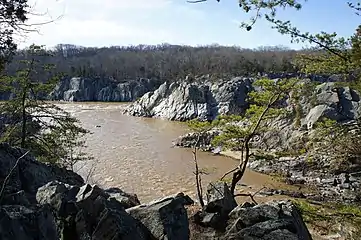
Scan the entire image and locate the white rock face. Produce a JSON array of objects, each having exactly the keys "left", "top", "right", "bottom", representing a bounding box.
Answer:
[
  {"left": 49, "top": 77, "right": 162, "bottom": 102},
  {"left": 124, "top": 77, "right": 253, "bottom": 121}
]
